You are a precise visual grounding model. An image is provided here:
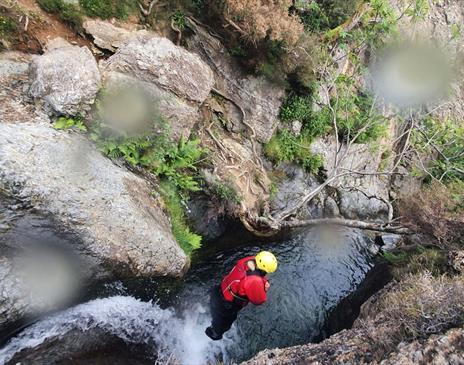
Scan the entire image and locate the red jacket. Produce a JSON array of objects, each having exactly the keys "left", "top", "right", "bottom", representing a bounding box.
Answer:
[{"left": 220, "top": 256, "right": 268, "bottom": 305}]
